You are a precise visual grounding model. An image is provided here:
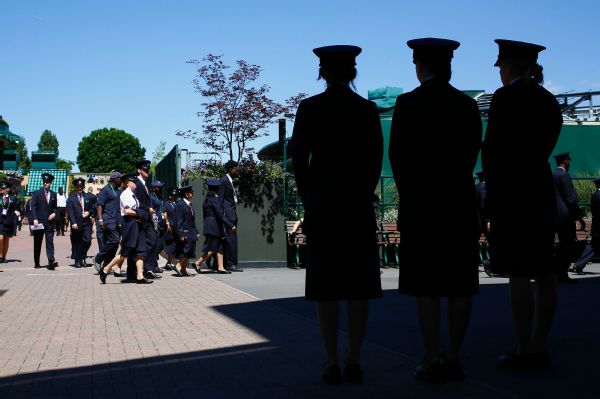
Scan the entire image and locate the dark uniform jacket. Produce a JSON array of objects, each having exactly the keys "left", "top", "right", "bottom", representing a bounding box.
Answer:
[
  {"left": 175, "top": 199, "right": 198, "bottom": 241},
  {"left": 475, "top": 180, "right": 487, "bottom": 232},
  {"left": 30, "top": 188, "right": 57, "bottom": 226},
  {"left": 133, "top": 177, "right": 151, "bottom": 223},
  {"left": 389, "top": 77, "right": 482, "bottom": 296},
  {"left": 218, "top": 175, "right": 237, "bottom": 228},
  {"left": 481, "top": 78, "right": 562, "bottom": 275},
  {"left": 0, "top": 195, "right": 18, "bottom": 228},
  {"left": 66, "top": 192, "right": 95, "bottom": 227},
  {"left": 203, "top": 194, "right": 227, "bottom": 237},
  {"left": 553, "top": 167, "right": 582, "bottom": 224},
  {"left": 96, "top": 184, "right": 120, "bottom": 228}
]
